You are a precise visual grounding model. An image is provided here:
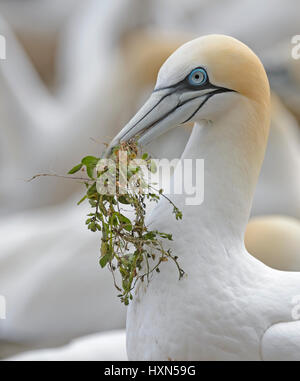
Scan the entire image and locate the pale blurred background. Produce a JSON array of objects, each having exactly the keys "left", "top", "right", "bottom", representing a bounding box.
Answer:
[{"left": 0, "top": 0, "right": 299, "bottom": 360}]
